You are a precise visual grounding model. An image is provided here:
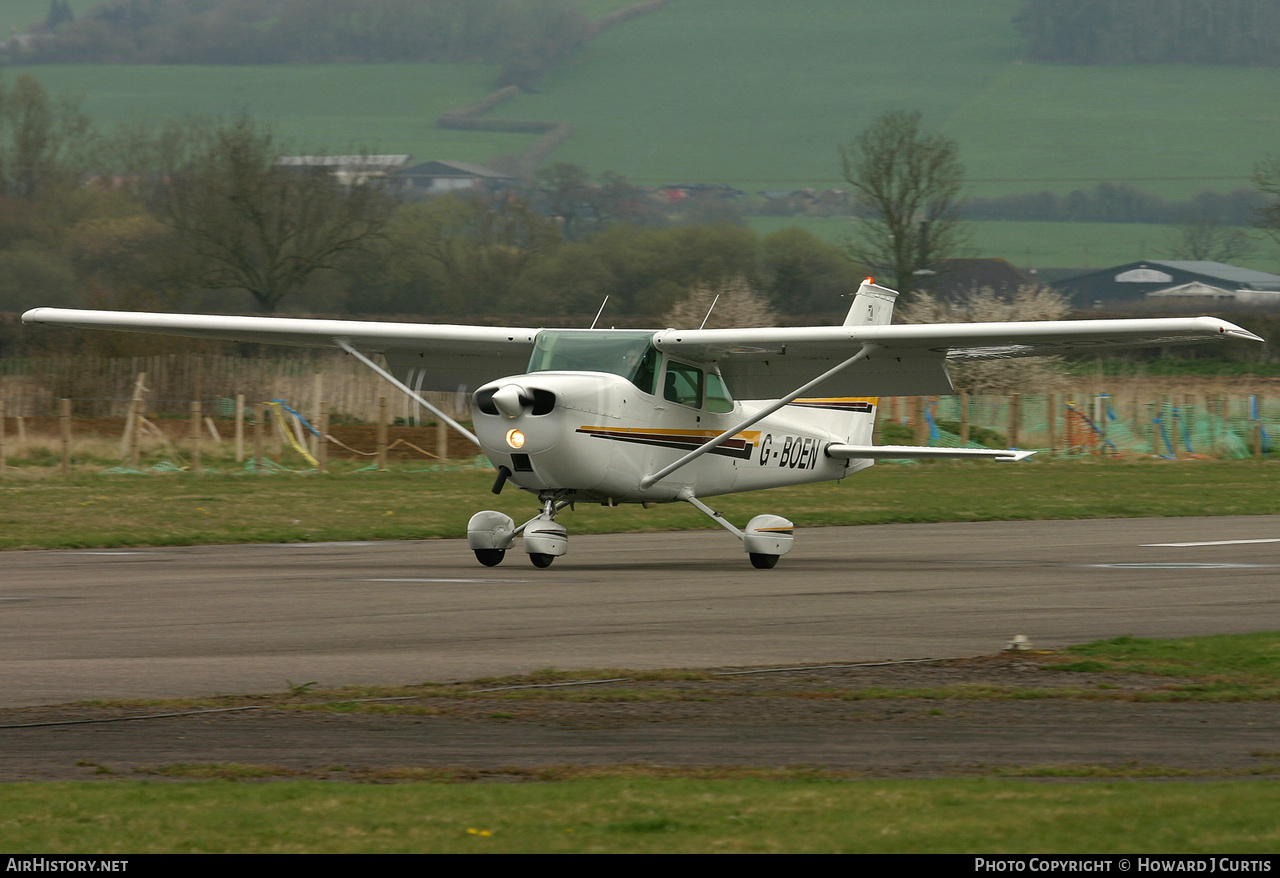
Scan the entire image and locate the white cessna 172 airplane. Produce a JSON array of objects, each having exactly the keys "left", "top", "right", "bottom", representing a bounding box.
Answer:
[{"left": 23, "top": 279, "right": 1262, "bottom": 569}]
